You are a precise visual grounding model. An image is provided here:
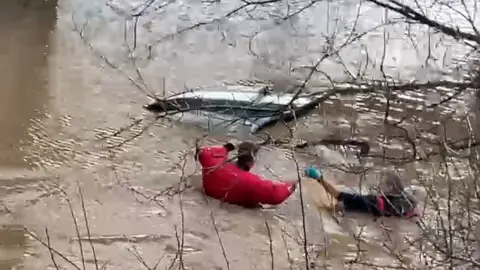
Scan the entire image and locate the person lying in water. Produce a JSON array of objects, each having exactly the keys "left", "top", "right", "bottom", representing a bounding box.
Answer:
[
  {"left": 305, "top": 166, "right": 420, "bottom": 219},
  {"left": 196, "top": 141, "right": 297, "bottom": 208}
]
